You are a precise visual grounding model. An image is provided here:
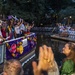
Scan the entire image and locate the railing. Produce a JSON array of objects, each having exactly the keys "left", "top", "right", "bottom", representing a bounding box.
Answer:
[{"left": 50, "top": 34, "right": 75, "bottom": 52}]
